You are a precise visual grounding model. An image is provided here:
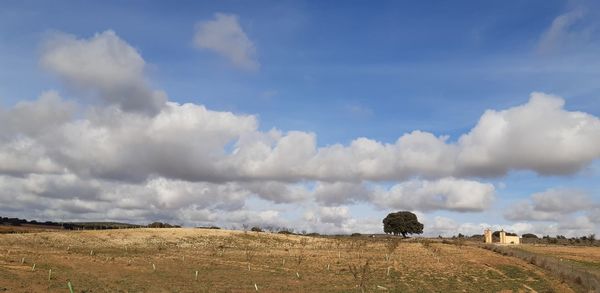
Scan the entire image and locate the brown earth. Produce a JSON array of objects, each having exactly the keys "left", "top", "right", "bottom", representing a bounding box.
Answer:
[{"left": 0, "top": 229, "right": 574, "bottom": 292}]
